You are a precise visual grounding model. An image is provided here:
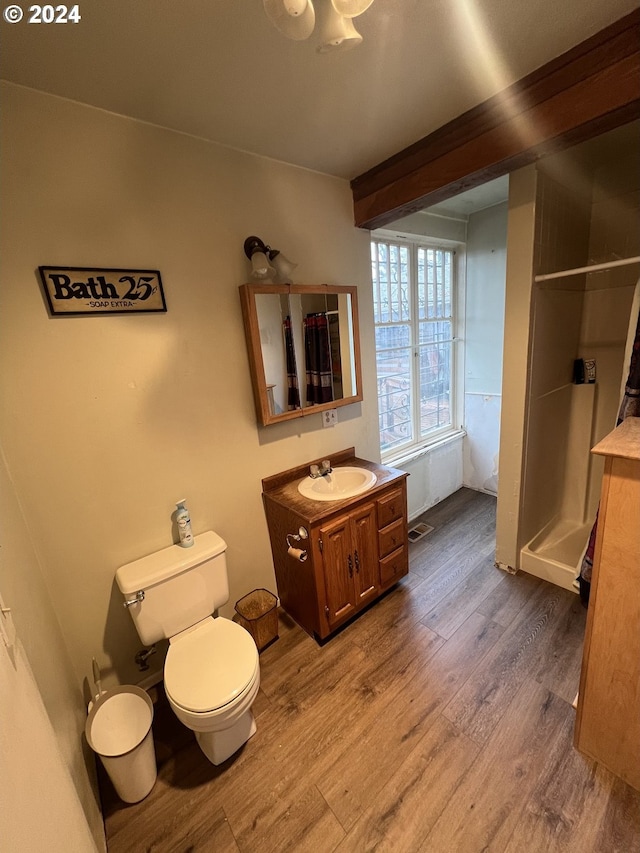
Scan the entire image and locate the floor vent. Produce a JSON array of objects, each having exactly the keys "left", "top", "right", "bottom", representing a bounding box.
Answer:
[{"left": 407, "top": 522, "right": 434, "bottom": 543}]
